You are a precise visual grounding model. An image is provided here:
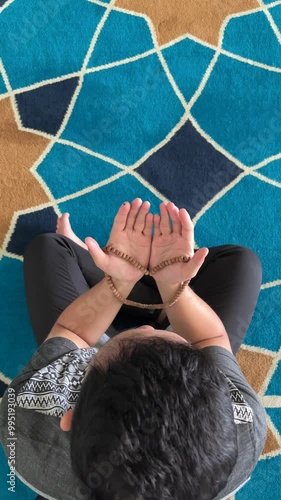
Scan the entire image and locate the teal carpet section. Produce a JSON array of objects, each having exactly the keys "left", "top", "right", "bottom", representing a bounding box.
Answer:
[
  {"left": 243, "top": 285, "right": 281, "bottom": 353},
  {"left": 0, "top": 258, "right": 37, "bottom": 381},
  {"left": 162, "top": 38, "right": 215, "bottom": 103},
  {"left": 195, "top": 175, "right": 281, "bottom": 283},
  {"left": 260, "top": 158, "right": 281, "bottom": 183},
  {"left": 0, "top": 71, "right": 6, "bottom": 94},
  {"left": 266, "top": 362, "right": 281, "bottom": 397},
  {"left": 191, "top": 54, "right": 281, "bottom": 166},
  {"left": 270, "top": 4, "right": 281, "bottom": 31},
  {"left": 1, "top": 0, "right": 105, "bottom": 88},
  {"left": 37, "top": 142, "right": 119, "bottom": 198},
  {"left": 1, "top": 1, "right": 280, "bottom": 498},
  {"left": 61, "top": 56, "right": 185, "bottom": 164},
  {"left": 267, "top": 409, "right": 281, "bottom": 436},
  {"left": 223, "top": 10, "right": 281, "bottom": 66},
  {"left": 88, "top": 9, "right": 154, "bottom": 67}
]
